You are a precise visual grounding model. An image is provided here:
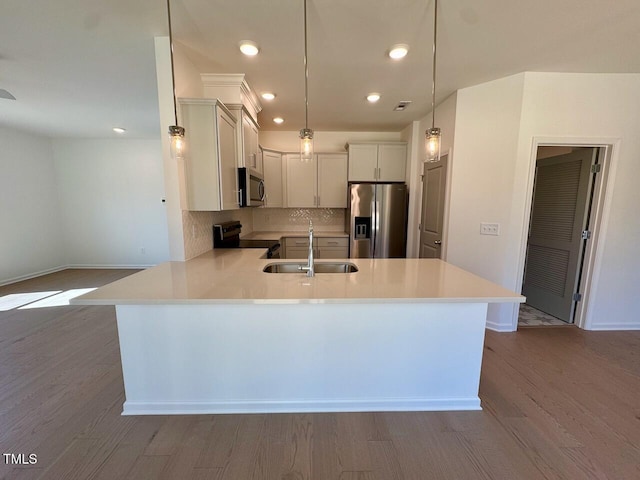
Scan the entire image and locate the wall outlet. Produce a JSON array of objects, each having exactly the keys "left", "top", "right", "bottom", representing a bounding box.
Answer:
[{"left": 480, "top": 223, "right": 500, "bottom": 236}]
